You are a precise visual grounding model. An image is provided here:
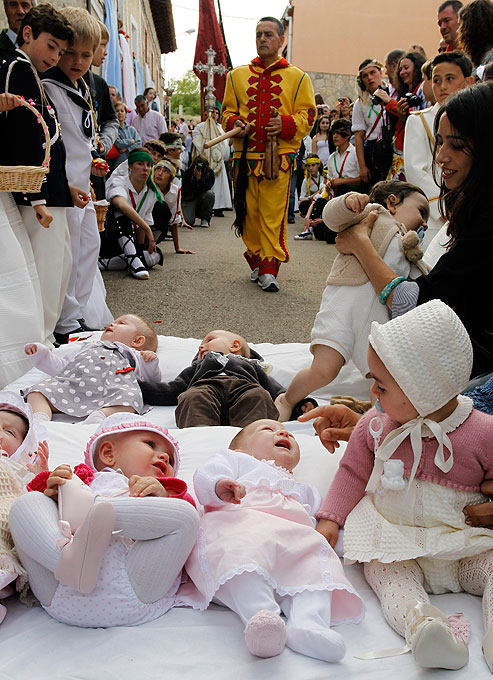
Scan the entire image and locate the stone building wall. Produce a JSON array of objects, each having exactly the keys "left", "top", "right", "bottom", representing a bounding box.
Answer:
[
  {"left": 308, "top": 71, "right": 358, "bottom": 108},
  {"left": 0, "top": 0, "right": 162, "bottom": 93}
]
